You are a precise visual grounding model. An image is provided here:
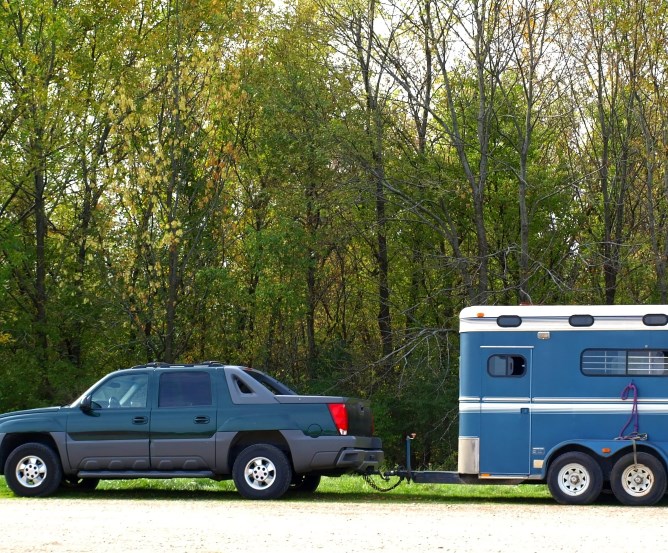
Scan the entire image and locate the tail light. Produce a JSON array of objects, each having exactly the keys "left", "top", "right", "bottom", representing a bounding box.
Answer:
[{"left": 327, "top": 403, "right": 348, "bottom": 436}]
